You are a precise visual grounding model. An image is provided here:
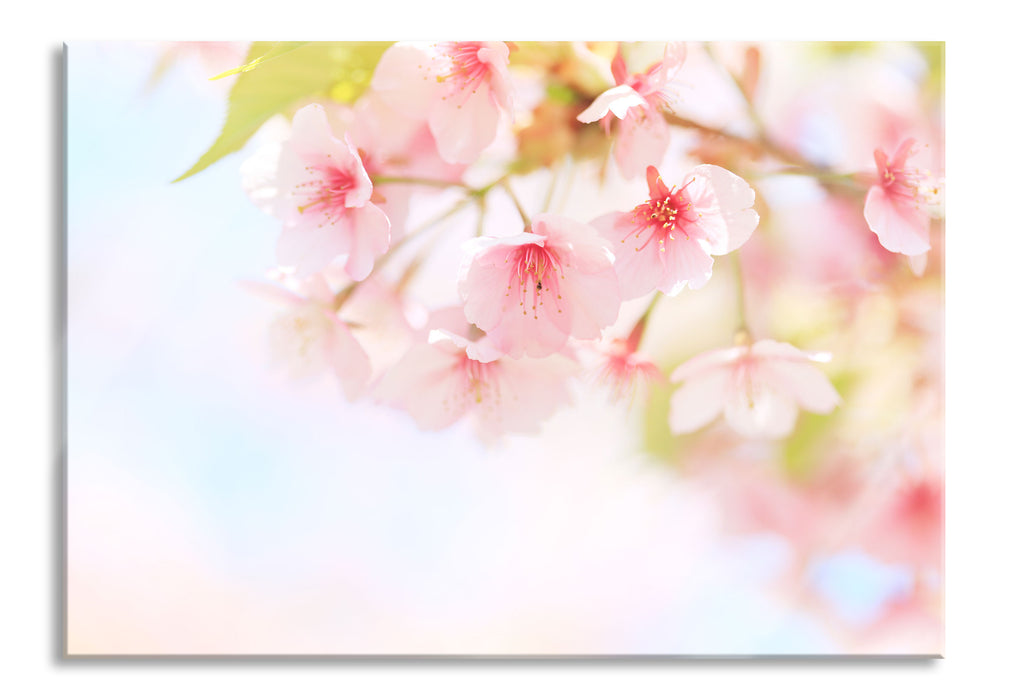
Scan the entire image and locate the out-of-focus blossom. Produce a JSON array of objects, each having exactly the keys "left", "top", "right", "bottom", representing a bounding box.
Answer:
[
  {"left": 245, "top": 270, "right": 371, "bottom": 399},
  {"left": 376, "top": 308, "right": 576, "bottom": 441},
  {"left": 846, "top": 386, "right": 944, "bottom": 572},
  {"left": 855, "top": 472, "right": 943, "bottom": 572},
  {"left": 863, "top": 138, "right": 941, "bottom": 257},
  {"left": 697, "top": 453, "right": 867, "bottom": 558},
  {"left": 243, "top": 104, "right": 391, "bottom": 280},
  {"left": 594, "top": 340, "right": 664, "bottom": 402},
  {"left": 591, "top": 165, "right": 758, "bottom": 300},
  {"left": 370, "top": 41, "right": 515, "bottom": 164},
  {"left": 670, "top": 338, "right": 841, "bottom": 438},
  {"left": 459, "top": 213, "right": 620, "bottom": 359},
  {"left": 577, "top": 43, "right": 685, "bottom": 178},
  {"left": 762, "top": 44, "right": 937, "bottom": 174},
  {"left": 589, "top": 310, "right": 664, "bottom": 401}
]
